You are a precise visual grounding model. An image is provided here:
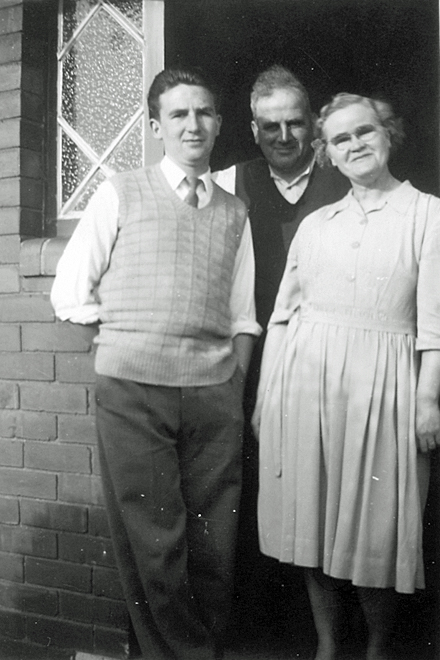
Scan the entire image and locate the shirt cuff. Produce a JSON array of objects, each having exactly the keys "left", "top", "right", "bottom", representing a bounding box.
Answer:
[{"left": 231, "top": 319, "right": 262, "bottom": 338}]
